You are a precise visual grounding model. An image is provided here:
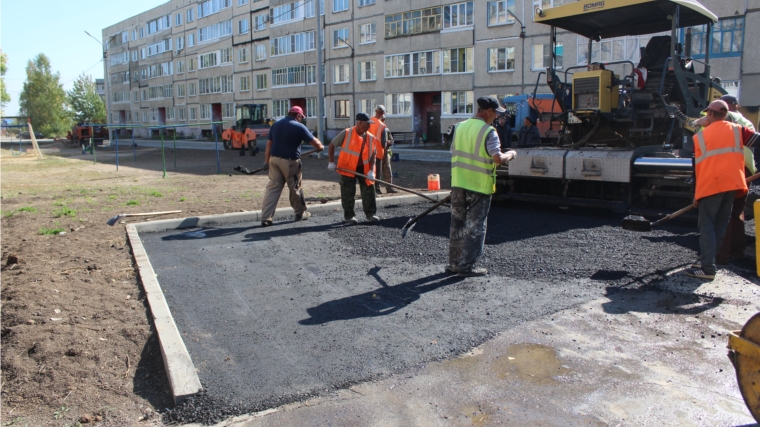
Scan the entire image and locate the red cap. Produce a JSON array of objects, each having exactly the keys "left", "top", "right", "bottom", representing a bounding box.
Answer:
[{"left": 289, "top": 106, "right": 304, "bottom": 115}]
